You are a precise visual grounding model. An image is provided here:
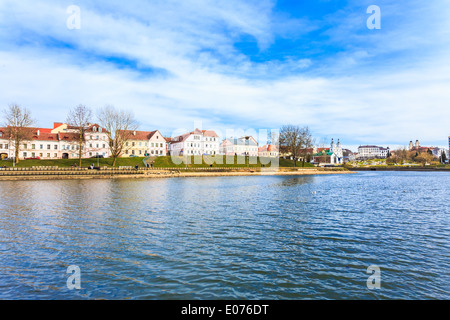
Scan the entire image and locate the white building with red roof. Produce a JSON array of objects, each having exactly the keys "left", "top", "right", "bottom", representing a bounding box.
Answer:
[
  {"left": 170, "top": 128, "right": 220, "bottom": 156},
  {"left": 258, "top": 144, "right": 279, "bottom": 158},
  {"left": 0, "top": 122, "right": 110, "bottom": 160}
]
